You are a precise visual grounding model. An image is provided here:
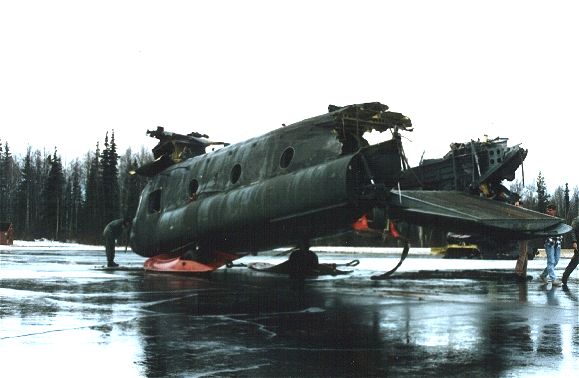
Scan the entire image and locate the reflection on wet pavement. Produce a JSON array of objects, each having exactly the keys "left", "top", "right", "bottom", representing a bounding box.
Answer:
[{"left": 1, "top": 247, "right": 578, "bottom": 377}]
